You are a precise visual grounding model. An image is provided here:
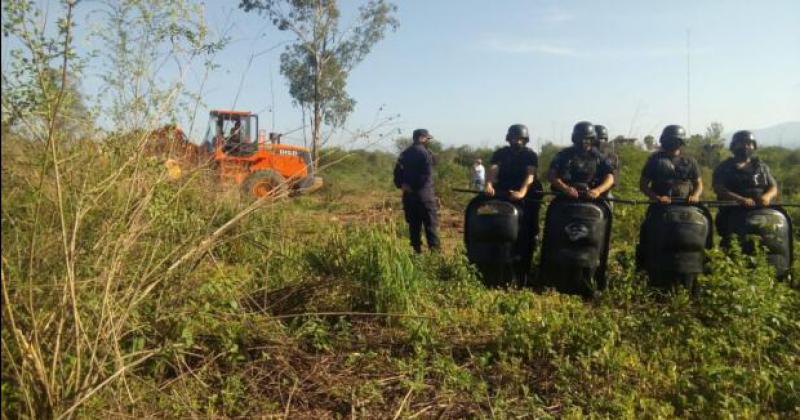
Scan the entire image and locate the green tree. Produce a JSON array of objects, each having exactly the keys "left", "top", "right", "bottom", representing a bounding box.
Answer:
[
  {"left": 643, "top": 135, "right": 655, "bottom": 151},
  {"left": 539, "top": 141, "right": 562, "bottom": 170},
  {"left": 611, "top": 135, "right": 639, "bottom": 148},
  {"left": 1, "top": 0, "right": 85, "bottom": 141},
  {"left": 2, "top": 65, "right": 92, "bottom": 141},
  {"left": 705, "top": 121, "right": 724, "bottom": 144},
  {"left": 685, "top": 122, "right": 725, "bottom": 167},
  {"left": 240, "top": 0, "right": 399, "bottom": 168},
  {"left": 394, "top": 136, "right": 412, "bottom": 154},
  {"left": 91, "top": 0, "right": 228, "bottom": 132}
]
